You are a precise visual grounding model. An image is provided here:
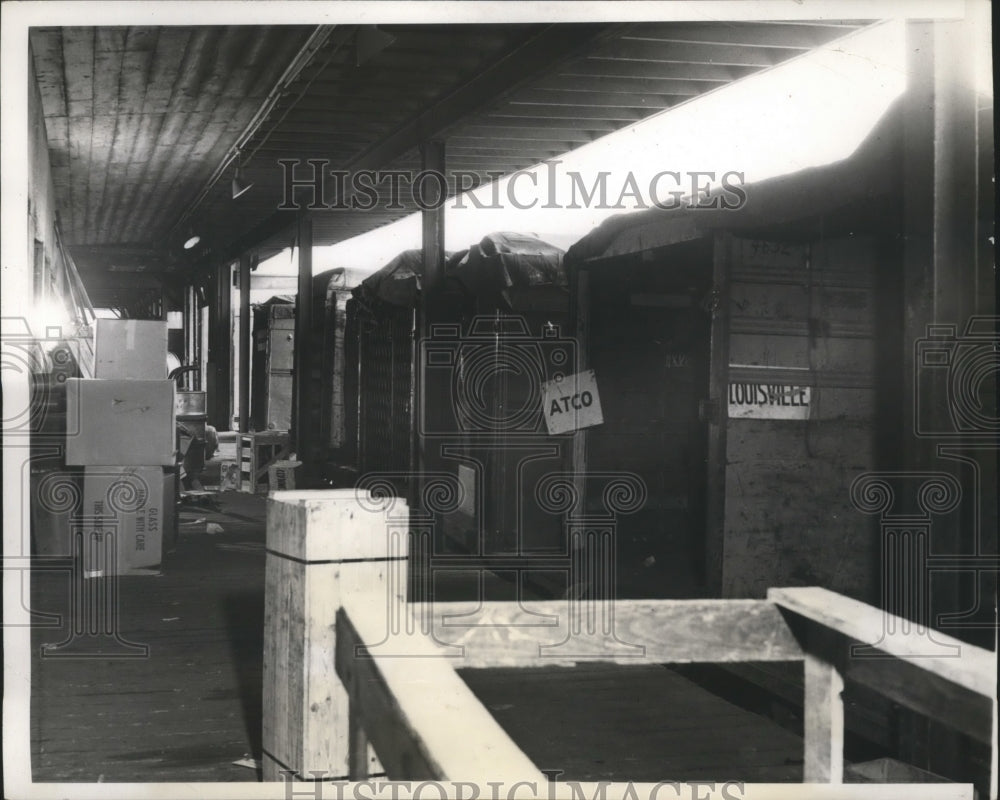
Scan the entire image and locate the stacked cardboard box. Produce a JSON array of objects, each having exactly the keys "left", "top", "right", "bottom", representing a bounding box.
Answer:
[{"left": 62, "top": 320, "right": 175, "bottom": 576}]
